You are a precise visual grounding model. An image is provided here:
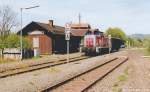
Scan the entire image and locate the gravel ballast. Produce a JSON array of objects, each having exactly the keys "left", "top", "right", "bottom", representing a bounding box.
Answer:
[
  {"left": 0, "top": 51, "right": 127, "bottom": 92},
  {"left": 0, "top": 53, "right": 84, "bottom": 73},
  {"left": 87, "top": 49, "right": 150, "bottom": 92}
]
